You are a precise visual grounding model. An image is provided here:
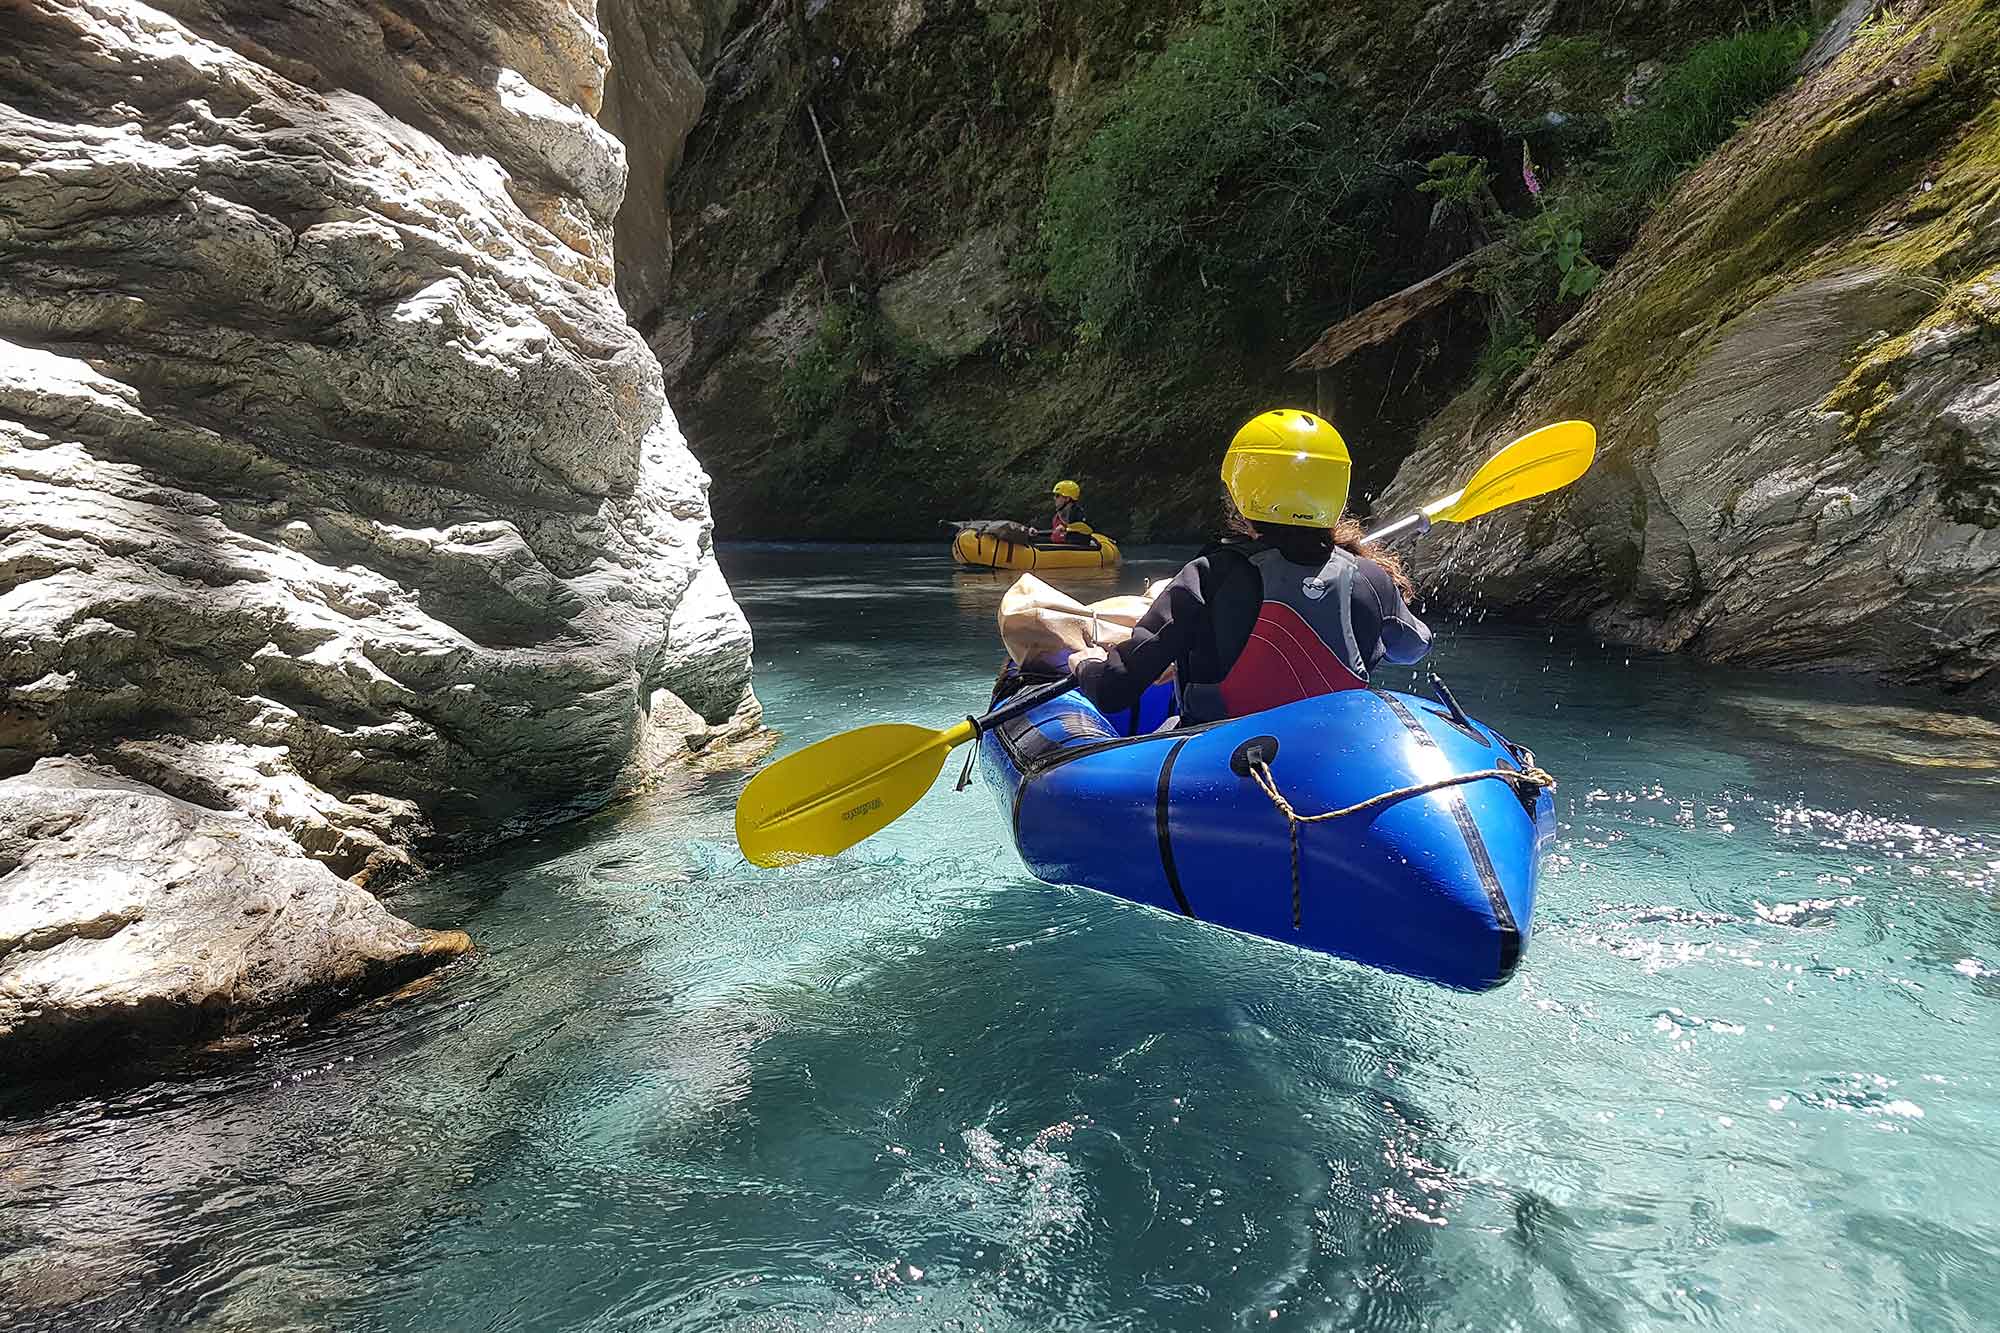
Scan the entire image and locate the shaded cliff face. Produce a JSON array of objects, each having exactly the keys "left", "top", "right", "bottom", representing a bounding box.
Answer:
[
  {"left": 641, "top": 0, "right": 1767, "bottom": 540},
  {"left": 1382, "top": 0, "right": 2000, "bottom": 696},
  {"left": 599, "top": 0, "right": 745, "bottom": 325},
  {"left": 0, "top": 0, "right": 756, "bottom": 1068}
]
